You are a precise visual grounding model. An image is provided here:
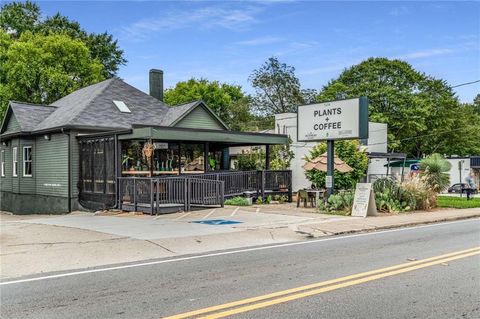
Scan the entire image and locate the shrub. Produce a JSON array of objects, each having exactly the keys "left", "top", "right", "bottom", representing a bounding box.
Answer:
[
  {"left": 401, "top": 175, "right": 436, "bottom": 210},
  {"left": 273, "top": 195, "right": 288, "bottom": 203},
  {"left": 317, "top": 190, "right": 354, "bottom": 214},
  {"left": 420, "top": 153, "right": 451, "bottom": 193},
  {"left": 255, "top": 197, "right": 263, "bottom": 205},
  {"left": 224, "top": 196, "right": 251, "bottom": 206},
  {"left": 372, "top": 177, "right": 415, "bottom": 213}
]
